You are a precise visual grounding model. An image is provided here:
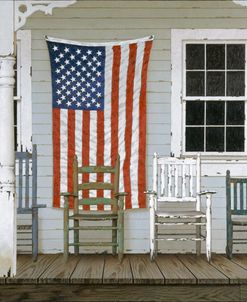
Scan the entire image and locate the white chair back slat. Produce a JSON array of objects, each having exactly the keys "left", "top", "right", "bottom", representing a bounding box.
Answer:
[
  {"left": 182, "top": 163, "right": 187, "bottom": 198},
  {"left": 160, "top": 164, "right": 165, "bottom": 197},
  {"left": 168, "top": 164, "right": 172, "bottom": 197},
  {"left": 174, "top": 165, "right": 178, "bottom": 197},
  {"left": 154, "top": 155, "right": 201, "bottom": 203}
]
